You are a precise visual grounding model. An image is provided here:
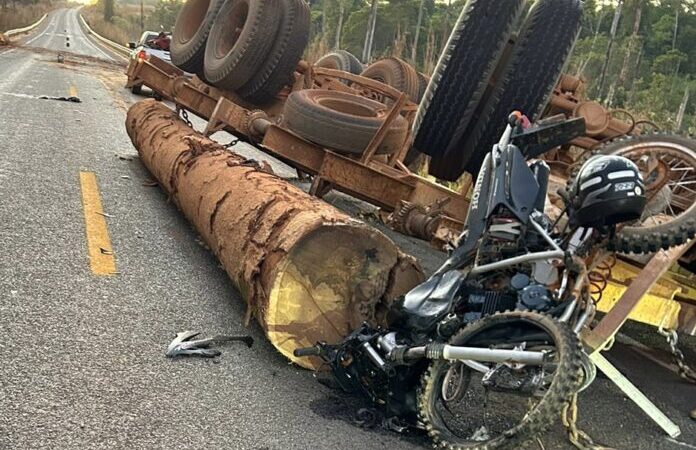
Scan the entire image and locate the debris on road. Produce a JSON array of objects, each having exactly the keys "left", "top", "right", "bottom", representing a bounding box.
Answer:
[
  {"left": 166, "top": 331, "right": 253, "bottom": 358},
  {"left": 125, "top": 99, "right": 424, "bottom": 370},
  {"left": 38, "top": 95, "right": 81, "bottom": 103}
]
